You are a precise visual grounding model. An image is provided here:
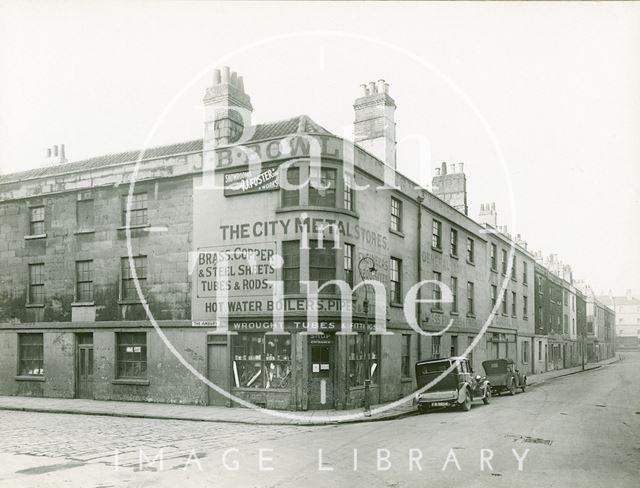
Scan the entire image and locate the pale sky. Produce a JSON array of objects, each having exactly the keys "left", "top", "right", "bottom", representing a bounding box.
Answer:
[{"left": 1, "top": 1, "right": 638, "bottom": 296}]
